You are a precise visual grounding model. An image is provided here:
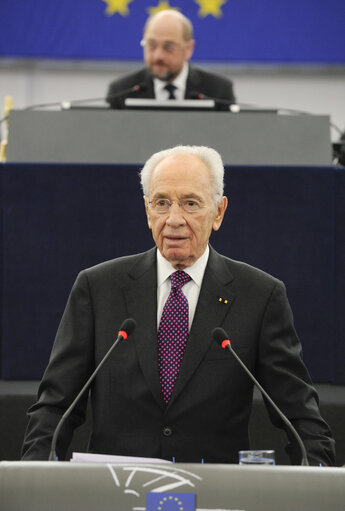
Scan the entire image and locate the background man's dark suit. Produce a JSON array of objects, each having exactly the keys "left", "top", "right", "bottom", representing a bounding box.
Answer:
[
  {"left": 106, "top": 65, "right": 236, "bottom": 109},
  {"left": 21, "top": 246, "right": 335, "bottom": 465}
]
